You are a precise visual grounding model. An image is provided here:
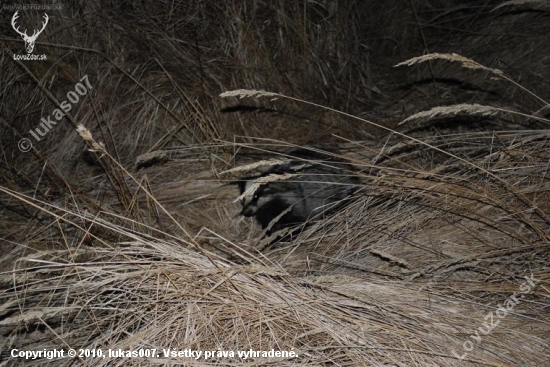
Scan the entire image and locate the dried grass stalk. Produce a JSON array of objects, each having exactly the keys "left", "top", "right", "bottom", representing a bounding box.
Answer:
[
  {"left": 222, "top": 159, "right": 290, "bottom": 175},
  {"left": 220, "top": 89, "right": 279, "bottom": 99},
  {"left": 493, "top": 0, "right": 550, "bottom": 11},
  {"left": 135, "top": 150, "right": 169, "bottom": 168},
  {"left": 399, "top": 104, "right": 500, "bottom": 125},
  {"left": 394, "top": 53, "right": 504, "bottom": 76},
  {"left": 234, "top": 173, "right": 295, "bottom": 202}
]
